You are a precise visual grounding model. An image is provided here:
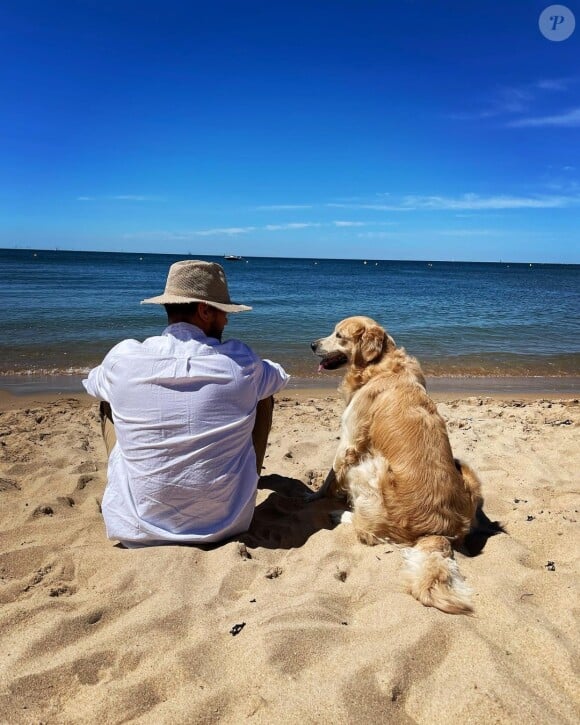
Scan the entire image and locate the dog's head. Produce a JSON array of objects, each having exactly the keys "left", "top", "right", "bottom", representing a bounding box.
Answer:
[{"left": 311, "top": 316, "right": 395, "bottom": 371}]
